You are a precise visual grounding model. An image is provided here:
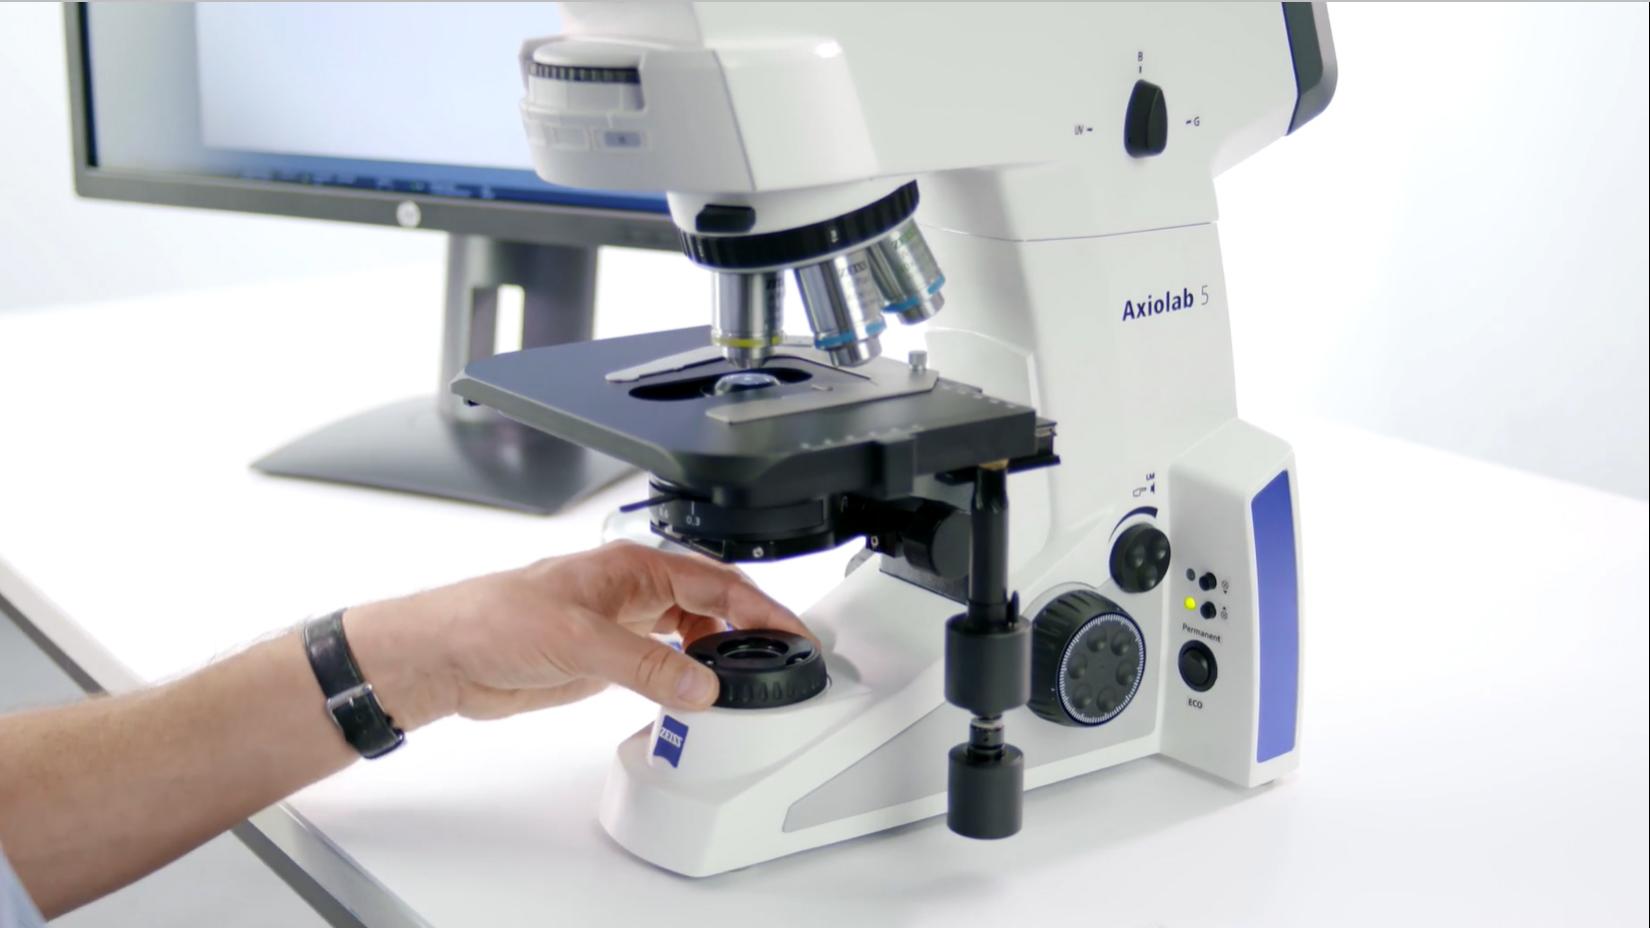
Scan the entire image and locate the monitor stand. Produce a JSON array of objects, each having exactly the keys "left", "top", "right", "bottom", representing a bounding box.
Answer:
[{"left": 253, "top": 234, "right": 634, "bottom": 514}]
